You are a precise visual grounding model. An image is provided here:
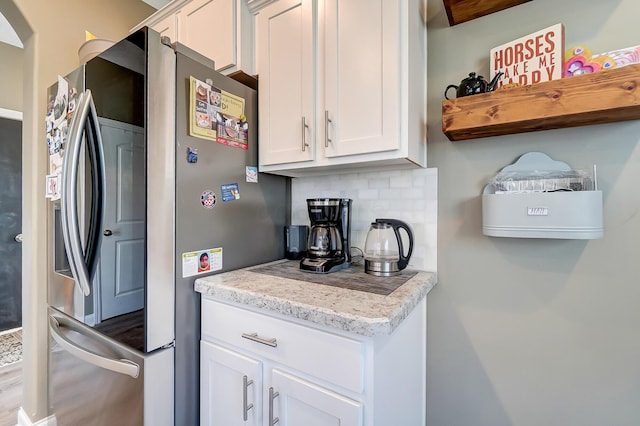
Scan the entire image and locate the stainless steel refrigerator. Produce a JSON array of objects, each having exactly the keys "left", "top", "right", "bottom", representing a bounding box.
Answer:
[{"left": 46, "top": 27, "right": 289, "bottom": 426}]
